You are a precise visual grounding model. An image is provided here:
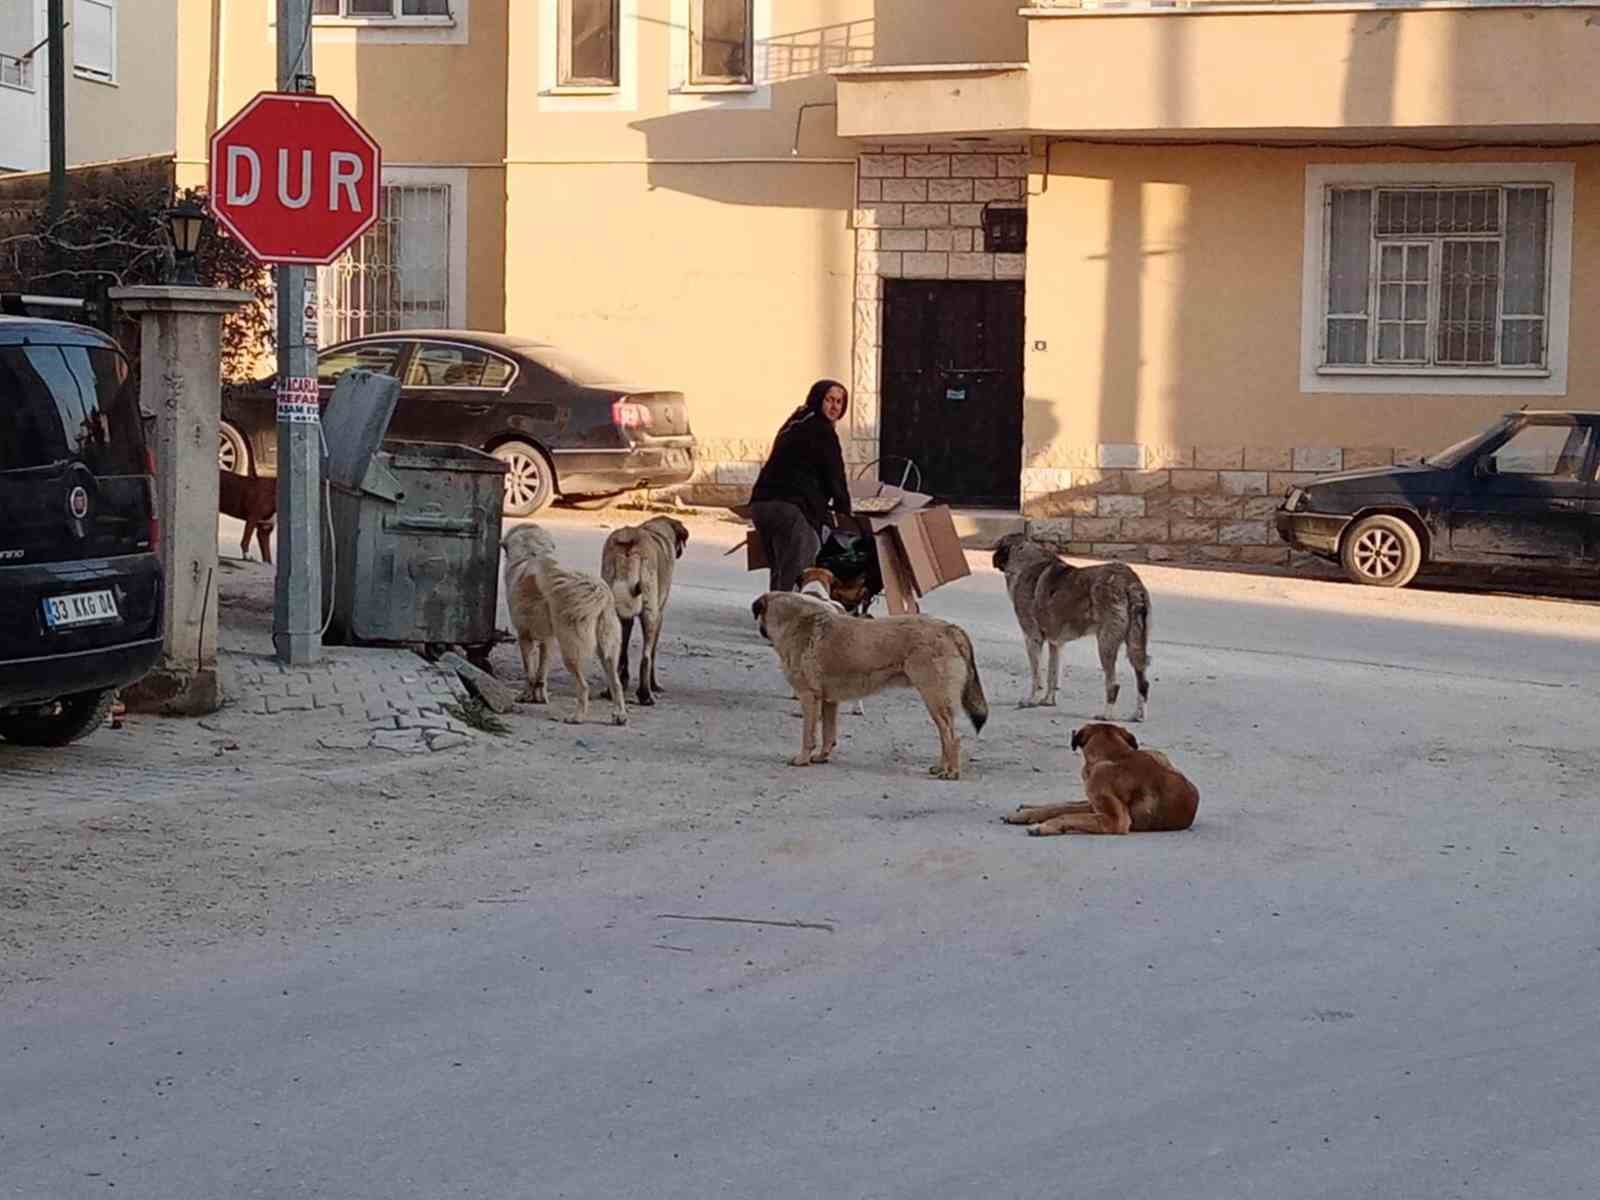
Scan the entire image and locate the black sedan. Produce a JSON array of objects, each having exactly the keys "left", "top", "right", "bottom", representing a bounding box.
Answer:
[
  {"left": 221, "top": 331, "right": 696, "bottom": 515},
  {"left": 1276, "top": 410, "right": 1599, "bottom": 588}
]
